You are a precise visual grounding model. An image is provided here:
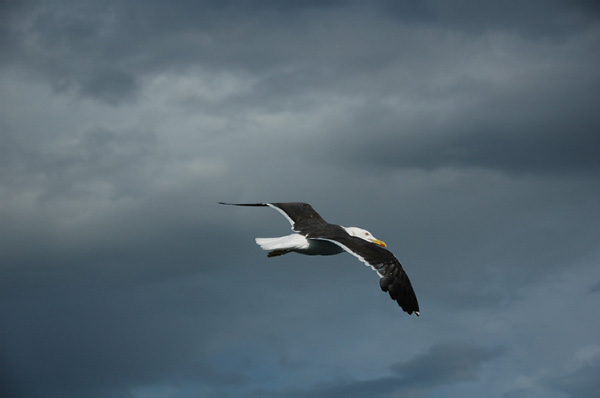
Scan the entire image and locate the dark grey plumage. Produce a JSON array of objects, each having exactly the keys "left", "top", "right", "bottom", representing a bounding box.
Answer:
[{"left": 220, "top": 202, "right": 420, "bottom": 315}]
